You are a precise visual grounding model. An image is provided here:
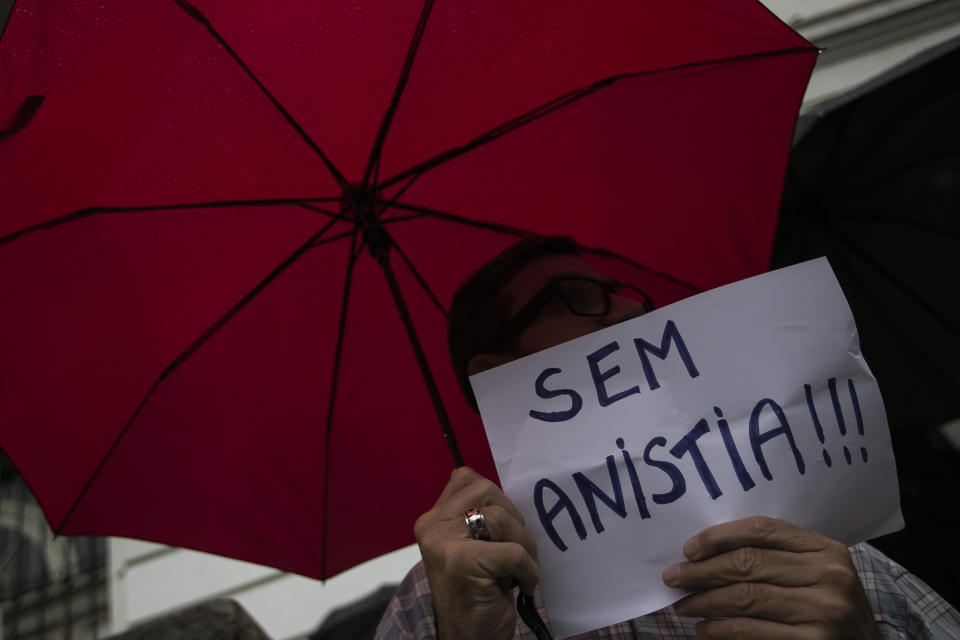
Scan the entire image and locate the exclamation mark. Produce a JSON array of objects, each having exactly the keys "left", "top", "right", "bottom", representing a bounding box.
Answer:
[
  {"left": 848, "top": 379, "right": 867, "bottom": 463},
  {"left": 828, "top": 377, "right": 852, "bottom": 465},
  {"left": 804, "top": 383, "right": 831, "bottom": 466}
]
